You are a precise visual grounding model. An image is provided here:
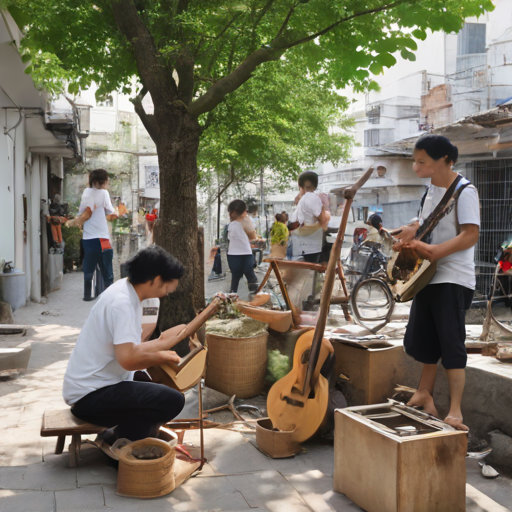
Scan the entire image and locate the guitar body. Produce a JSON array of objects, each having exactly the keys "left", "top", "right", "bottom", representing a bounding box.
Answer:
[
  {"left": 267, "top": 330, "right": 333, "bottom": 442},
  {"left": 148, "top": 347, "right": 207, "bottom": 392}
]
